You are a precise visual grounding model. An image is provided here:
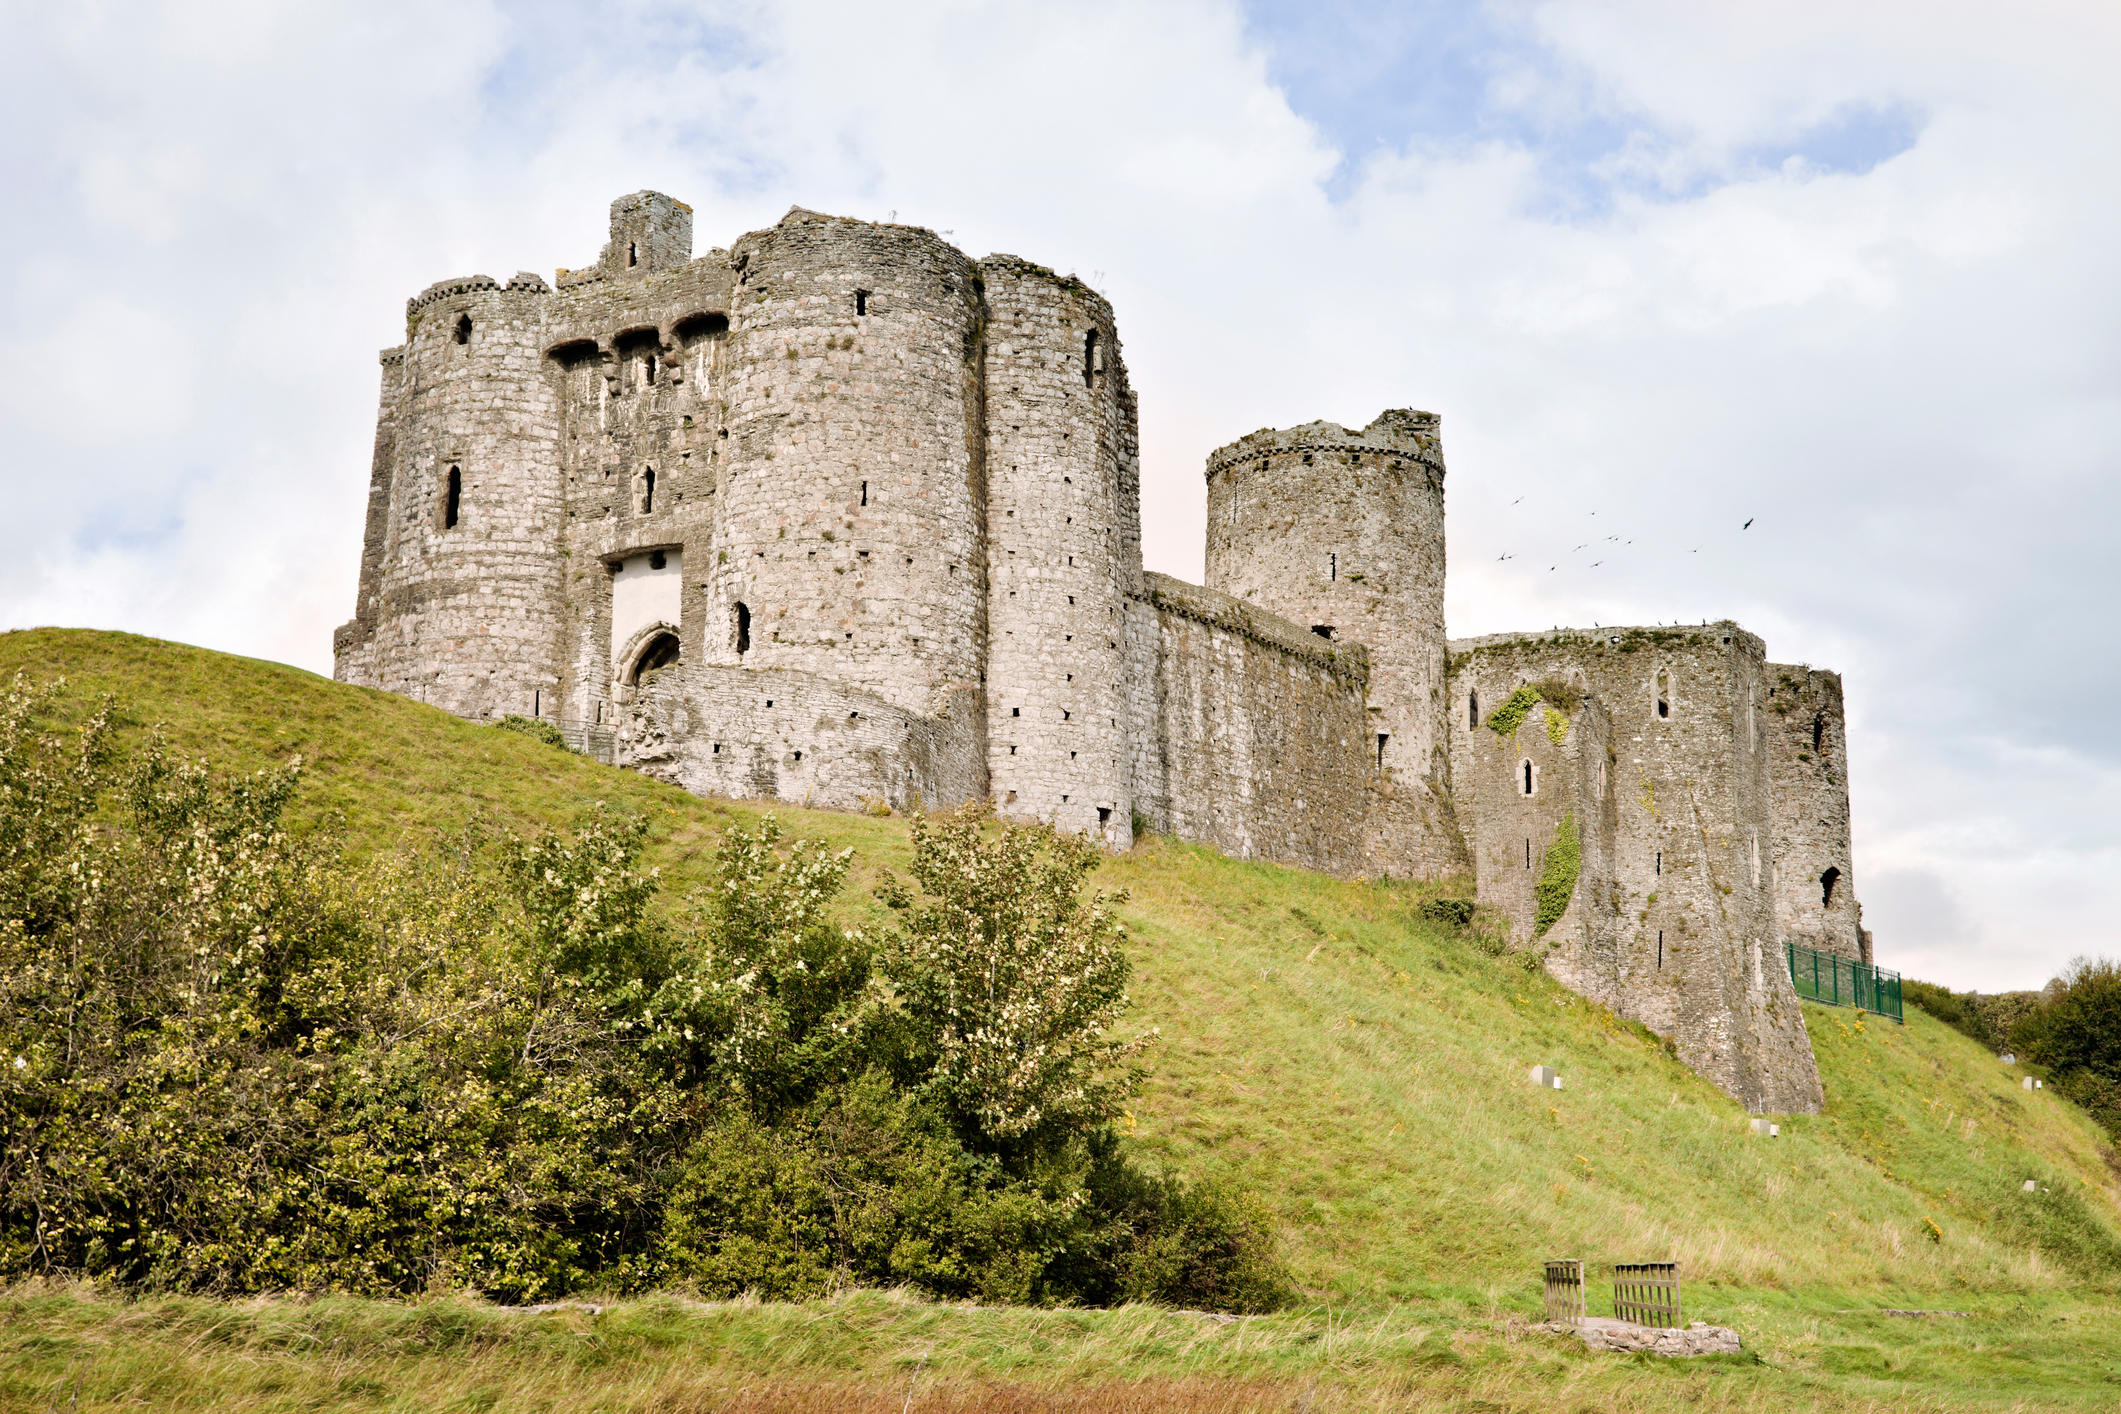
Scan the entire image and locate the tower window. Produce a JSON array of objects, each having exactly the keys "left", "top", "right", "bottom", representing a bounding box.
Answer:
[
  {"left": 644, "top": 353, "right": 657, "bottom": 384},
  {"left": 639, "top": 466, "right": 656, "bottom": 514},
  {"left": 453, "top": 314, "right": 471, "bottom": 345},
  {"left": 444, "top": 465, "right": 461, "bottom": 529},
  {"left": 1658, "top": 931, "right": 1664, "bottom": 969},
  {"left": 1522, "top": 759, "right": 1534, "bottom": 795},
  {"left": 1084, "top": 328, "right": 1099, "bottom": 387},
  {"left": 1329, "top": 552, "right": 1337, "bottom": 581},
  {"left": 855, "top": 289, "right": 869, "bottom": 316},
  {"left": 1812, "top": 712, "right": 1825, "bottom": 752},
  {"left": 1821, "top": 866, "right": 1841, "bottom": 908},
  {"left": 1654, "top": 668, "right": 1671, "bottom": 719},
  {"left": 628, "top": 240, "right": 638, "bottom": 268},
  {"left": 648, "top": 549, "right": 666, "bottom": 571},
  {"left": 734, "top": 602, "right": 751, "bottom": 655},
  {"left": 860, "top": 479, "right": 868, "bottom": 507},
  {"left": 1469, "top": 690, "right": 1479, "bottom": 728},
  {"left": 1376, "top": 733, "right": 1388, "bottom": 769}
]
